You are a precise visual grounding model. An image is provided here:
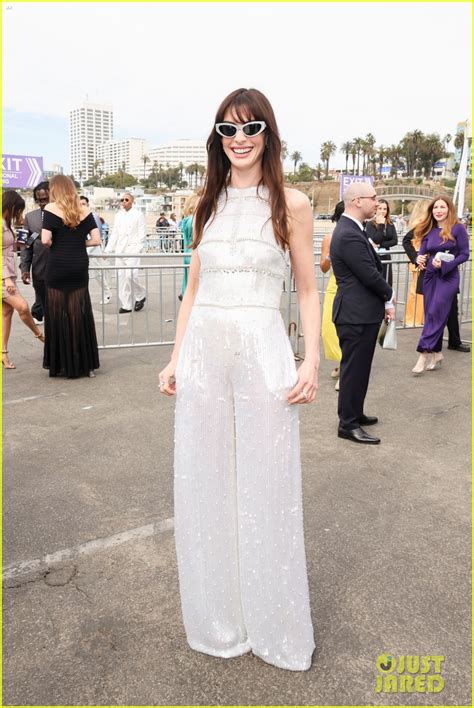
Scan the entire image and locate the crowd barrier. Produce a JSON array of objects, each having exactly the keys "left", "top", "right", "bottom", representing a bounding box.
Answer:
[{"left": 89, "top": 249, "right": 472, "bottom": 352}]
